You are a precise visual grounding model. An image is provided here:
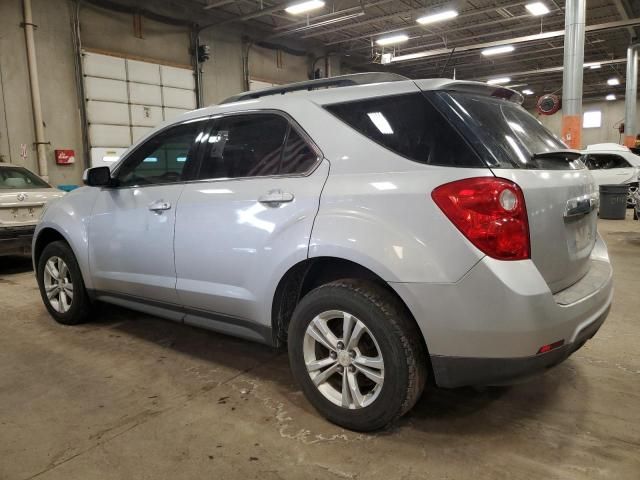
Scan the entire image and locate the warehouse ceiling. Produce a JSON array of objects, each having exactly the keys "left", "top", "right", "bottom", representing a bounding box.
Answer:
[{"left": 97, "top": 0, "right": 640, "bottom": 105}]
